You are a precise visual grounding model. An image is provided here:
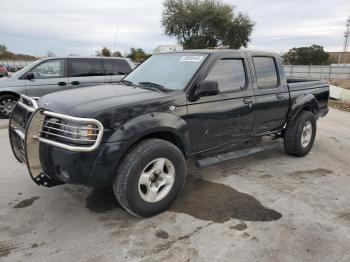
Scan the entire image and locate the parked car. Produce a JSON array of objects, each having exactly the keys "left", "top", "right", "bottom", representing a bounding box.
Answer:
[
  {"left": 9, "top": 50, "right": 329, "bottom": 217},
  {"left": 0, "top": 65, "right": 8, "bottom": 78},
  {"left": 0, "top": 57, "right": 135, "bottom": 118}
]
